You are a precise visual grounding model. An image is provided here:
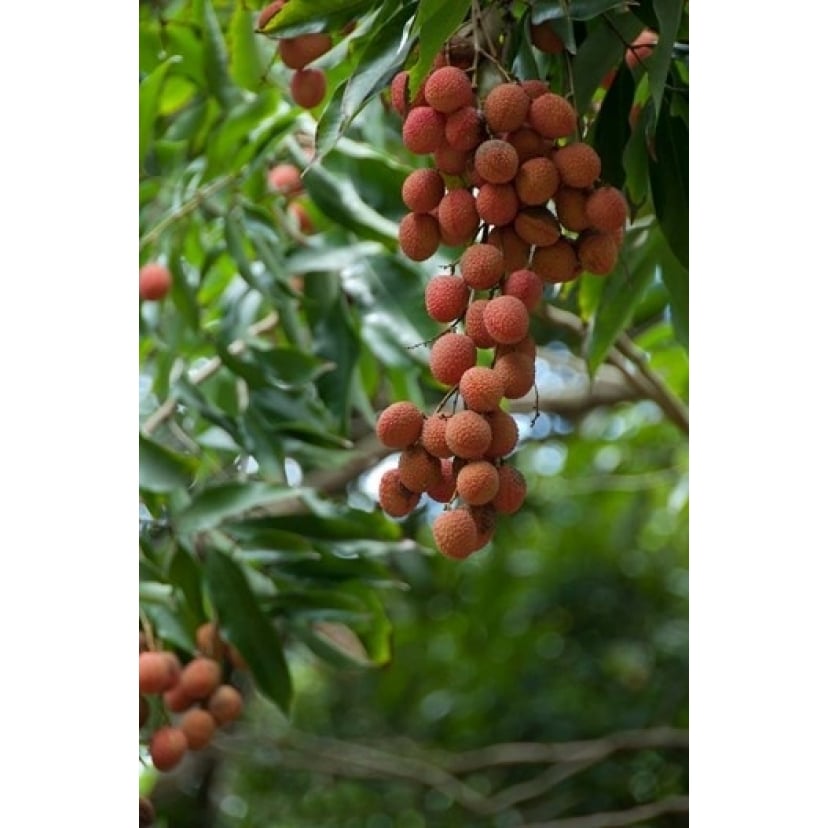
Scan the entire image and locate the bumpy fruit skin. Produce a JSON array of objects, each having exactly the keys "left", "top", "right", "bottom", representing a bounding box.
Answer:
[
  {"left": 514, "top": 207, "right": 561, "bottom": 247},
  {"left": 459, "top": 366, "right": 505, "bottom": 413},
  {"left": 445, "top": 107, "right": 486, "bottom": 151},
  {"left": 554, "top": 143, "right": 601, "bottom": 188},
  {"left": 585, "top": 186, "right": 628, "bottom": 232},
  {"left": 460, "top": 244, "right": 504, "bottom": 290},
  {"left": 267, "top": 163, "right": 303, "bottom": 196},
  {"left": 529, "top": 93, "right": 577, "bottom": 139},
  {"left": 427, "top": 458, "right": 457, "bottom": 503},
  {"left": 139, "top": 263, "right": 172, "bottom": 301},
  {"left": 430, "top": 332, "right": 477, "bottom": 386},
  {"left": 475, "top": 183, "right": 519, "bottom": 227},
  {"left": 432, "top": 508, "right": 479, "bottom": 559},
  {"left": 507, "top": 127, "right": 546, "bottom": 162},
  {"left": 530, "top": 21, "right": 565, "bottom": 54},
  {"left": 625, "top": 29, "right": 658, "bottom": 70},
  {"left": 291, "top": 68, "right": 326, "bottom": 108},
  {"left": 397, "top": 445, "right": 441, "bottom": 493},
  {"left": 150, "top": 726, "right": 188, "bottom": 772},
  {"left": 445, "top": 410, "right": 492, "bottom": 459},
  {"left": 553, "top": 187, "right": 591, "bottom": 232},
  {"left": 483, "top": 83, "right": 531, "bottom": 133},
  {"left": 376, "top": 401, "right": 423, "bottom": 448},
  {"left": 420, "top": 414, "right": 453, "bottom": 458},
  {"left": 424, "top": 66, "right": 475, "bottom": 113},
  {"left": 474, "top": 139, "right": 520, "bottom": 184},
  {"left": 390, "top": 71, "right": 418, "bottom": 117},
  {"left": 464, "top": 299, "right": 497, "bottom": 348},
  {"left": 488, "top": 226, "right": 531, "bottom": 273},
  {"left": 521, "top": 79, "right": 550, "bottom": 99},
  {"left": 532, "top": 238, "right": 580, "bottom": 283},
  {"left": 466, "top": 504, "right": 497, "bottom": 550},
  {"left": 379, "top": 468, "right": 420, "bottom": 517},
  {"left": 180, "top": 708, "right": 216, "bottom": 751},
  {"left": 207, "top": 684, "right": 245, "bottom": 725},
  {"left": 494, "top": 351, "right": 536, "bottom": 398},
  {"left": 402, "top": 168, "right": 445, "bottom": 214},
  {"left": 279, "top": 34, "right": 333, "bottom": 70},
  {"left": 456, "top": 460, "right": 500, "bottom": 505},
  {"left": 180, "top": 657, "right": 222, "bottom": 700},
  {"left": 434, "top": 145, "right": 470, "bottom": 177},
  {"left": 485, "top": 409, "right": 519, "bottom": 458},
  {"left": 437, "top": 189, "right": 479, "bottom": 245},
  {"left": 515, "top": 156, "right": 560, "bottom": 205},
  {"left": 492, "top": 466, "right": 527, "bottom": 514},
  {"left": 398, "top": 212, "right": 441, "bottom": 261},
  {"left": 483, "top": 295, "right": 530, "bottom": 345},
  {"left": 402, "top": 107, "right": 446, "bottom": 154},
  {"left": 577, "top": 232, "right": 619, "bottom": 275},
  {"left": 425, "top": 275, "right": 470, "bottom": 323},
  {"left": 504, "top": 268, "right": 544, "bottom": 310}
]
